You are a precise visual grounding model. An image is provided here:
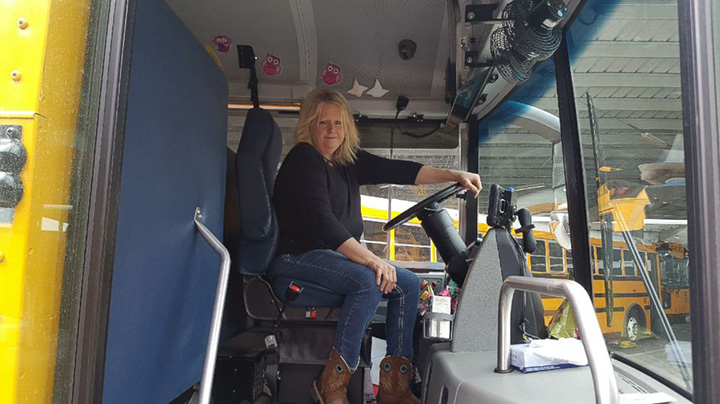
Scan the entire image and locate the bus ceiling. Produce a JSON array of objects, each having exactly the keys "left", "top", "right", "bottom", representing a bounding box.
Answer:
[{"left": 165, "top": 0, "right": 585, "bottom": 123}]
